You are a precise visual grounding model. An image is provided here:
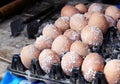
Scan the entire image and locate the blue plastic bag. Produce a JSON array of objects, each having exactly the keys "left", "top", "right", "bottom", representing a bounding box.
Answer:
[{"left": 0, "top": 71, "right": 45, "bottom": 84}]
